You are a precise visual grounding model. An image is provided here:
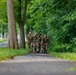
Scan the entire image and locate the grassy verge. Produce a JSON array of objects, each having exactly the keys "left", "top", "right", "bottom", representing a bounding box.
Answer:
[
  {"left": 0, "top": 39, "right": 7, "bottom": 43},
  {"left": 0, "top": 48, "right": 29, "bottom": 61},
  {"left": 69, "top": 67, "right": 76, "bottom": 71},
  {"left": 49, "top": 52, "right": 76, "bottom": 61}
]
